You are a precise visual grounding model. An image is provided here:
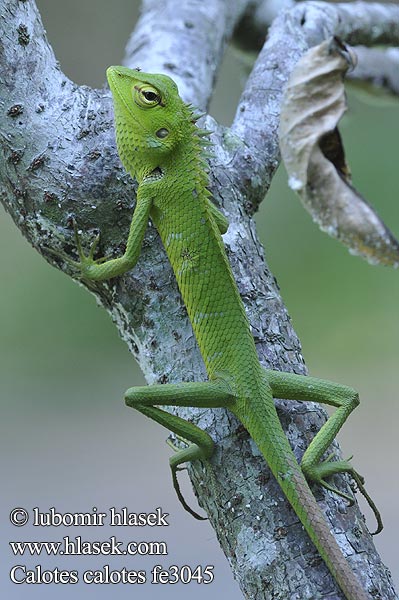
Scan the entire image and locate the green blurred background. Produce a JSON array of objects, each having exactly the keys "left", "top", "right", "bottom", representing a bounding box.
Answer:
[{"left": 1, "top": 1, "right": 398, "bottom": 598}]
